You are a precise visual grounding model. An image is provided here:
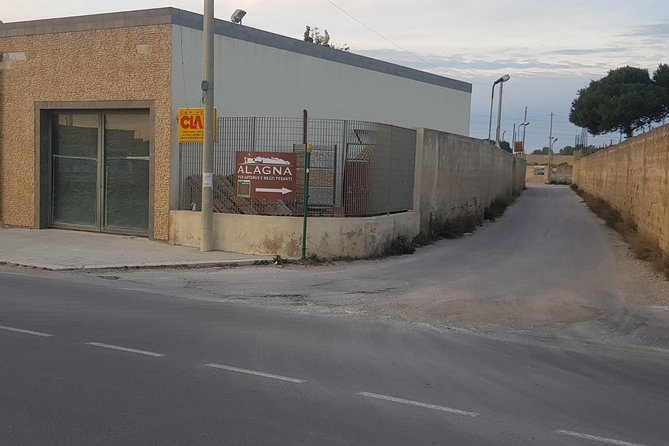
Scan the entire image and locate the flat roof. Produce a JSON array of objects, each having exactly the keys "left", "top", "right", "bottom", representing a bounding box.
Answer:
[{"left": 0, "top": 8, "right": 472, "bottom": 93}]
